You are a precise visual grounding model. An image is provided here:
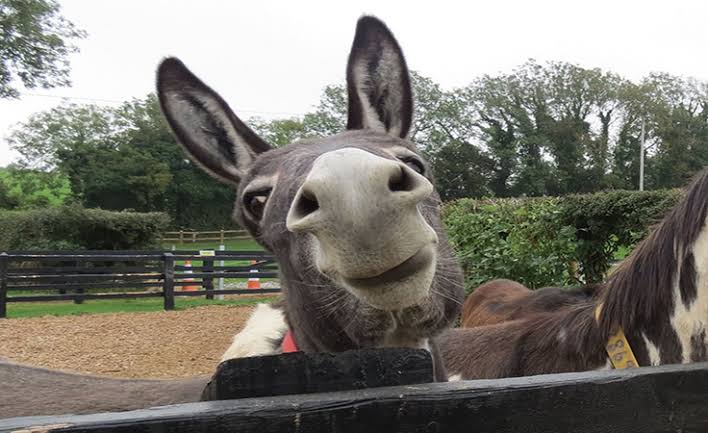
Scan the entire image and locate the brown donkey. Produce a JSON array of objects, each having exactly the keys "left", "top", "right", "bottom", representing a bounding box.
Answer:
[
  {"left": 459, "top": 279, "right": 599, "bottom": 328},
  {"left": 156, "top": 15, "right": 464, "bottom": 381},
  {"left": 441, "top": 169, "right": 708, "bottom": 379}
]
